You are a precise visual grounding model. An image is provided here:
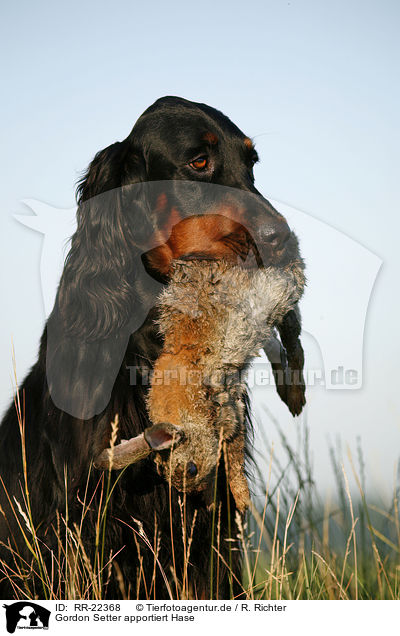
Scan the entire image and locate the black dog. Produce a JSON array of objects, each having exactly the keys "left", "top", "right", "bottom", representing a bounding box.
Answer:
[{"left": 0, "top": 96, "right": 305, "bottom": 599}]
